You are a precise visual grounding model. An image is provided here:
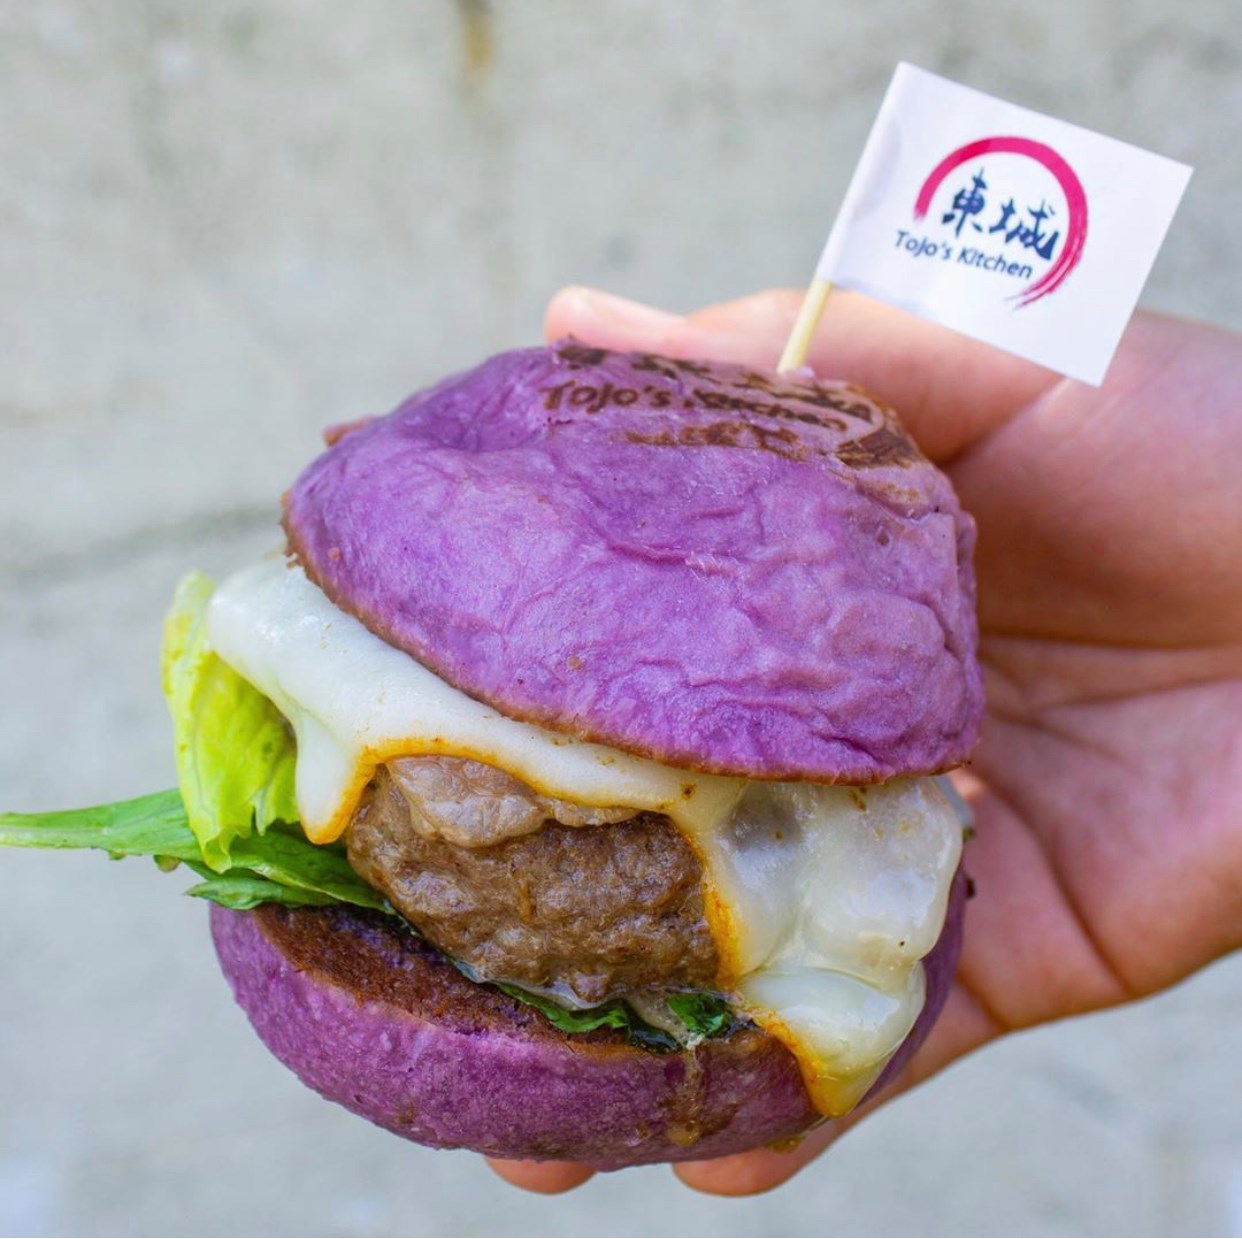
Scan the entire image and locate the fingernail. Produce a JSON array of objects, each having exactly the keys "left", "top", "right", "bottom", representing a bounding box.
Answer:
[{"left": 572, "top": 287, "right": 684, "bottom": 330}]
